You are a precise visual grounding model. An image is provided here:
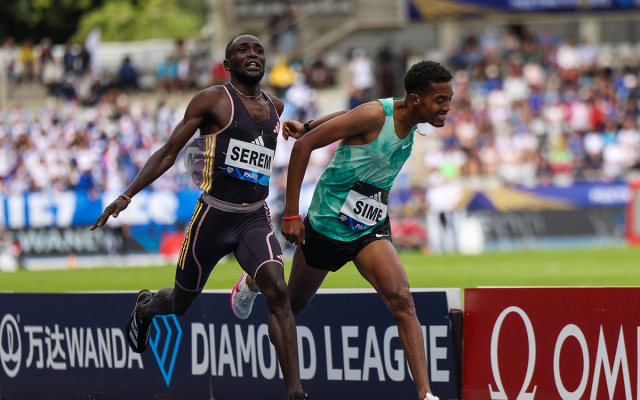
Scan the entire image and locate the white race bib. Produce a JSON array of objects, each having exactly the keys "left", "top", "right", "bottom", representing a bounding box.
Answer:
[
  {"left": 337, "top": 181, "right": 388, "bottom": 231},
  {"left": 222, "top": 128, "right": 276, "bottom": 186}
]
